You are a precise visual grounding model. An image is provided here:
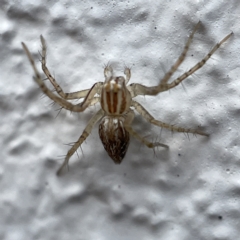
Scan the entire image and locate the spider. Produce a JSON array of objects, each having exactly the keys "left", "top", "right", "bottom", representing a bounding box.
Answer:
[{"left": 22, "top": 22, "right": 232, "bottom": 175}]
